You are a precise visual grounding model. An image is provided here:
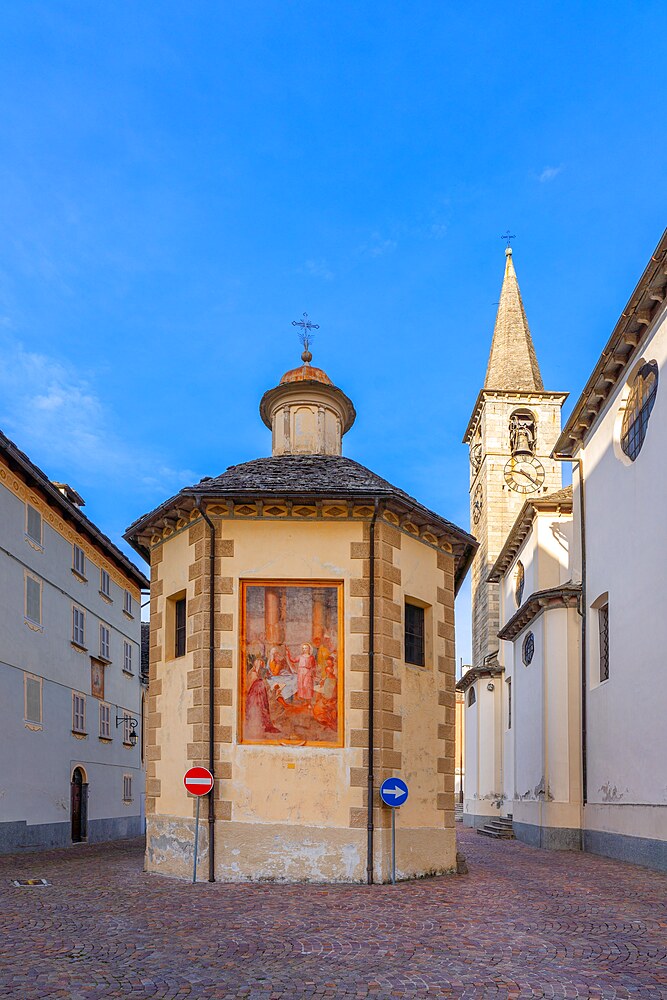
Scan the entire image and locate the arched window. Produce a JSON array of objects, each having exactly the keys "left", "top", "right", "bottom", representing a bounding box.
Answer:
[
  {"left": 621, "top": 361, "right": 658, "bottom": 461},
  {"left": 509, "top": 409, "right": 536, "bottom": 456},
  {"left": 515, "top": 561, "right": 525, "bottom": 607},
  {"left": 467, "top": 686, "right": 476, "bottom": 707}
]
